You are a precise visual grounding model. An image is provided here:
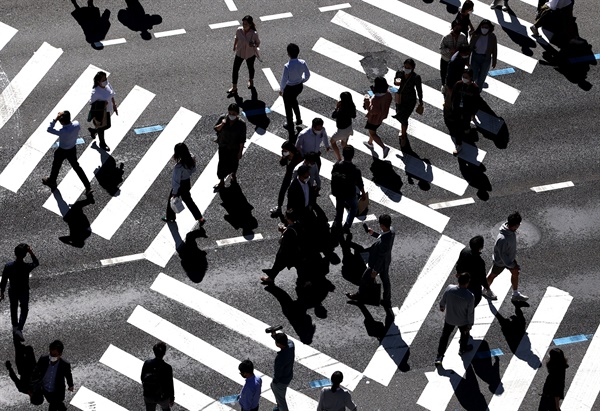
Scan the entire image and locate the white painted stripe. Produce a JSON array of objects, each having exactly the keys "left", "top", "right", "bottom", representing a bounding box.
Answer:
[
  {"left": 153, "top": 28, "right": 186, "bottom": 38},
  {"left": 209, "top": 20, "right": 240, "bottom": 29},
  {"left": 0, "top": 42, "right": 63, "bottom": 130},
  {"left": 0, "top": 65, "right": 106, "bottom": 193},
  {"left": 271, "top": 96, "right": 469, "bottom": 196},
  {"left": 429, "top": 197, "right": 475, "bottom": 209},
  {"left": 94, "top": 38, "right": 126, "bottom": 47},
  {"left": 319, "top": 3, "right": 352, "bottom": 12},
  {"left": 531, "top": 181, "right": 574, "bottom": 193},
  {"left": 417, "top": 270, "right": 513, "bottom": 410},
  {"left": 152, "top": 273, "right": 364, "bottom": 390},
  {"left": 331, "top": 10, "right": 520, "bottom": 104},
  {"left": 43, "top": 86, "right": 155, "bottom": 216},
  {"left": 304, "top": 71, "right": 486, "bottom": 165},
  {"left": 0, "top": 22, "right": 18, "bottom": 52},
  {"left": 252, "top": 131, "right": 450, "bottom": 233},
  {"left": 70, "top": 386, "right": 129, "bottom": 411},
  {"left": 517, "top": 0, "right": 539, "bottom": 7},
  {"left": 90, "top": 107, "right": 201, "bottom": 240},
  {"left": 223, "top": 0, "right": 238, "bottom": 11},
  {"left": 363, "top": 235, "right": 465, "bottom": 386},
  {"left": 99, "top": 344, "right": 234, "bottom": 411},
  {"left": 128, "top": 306, "right": 319, "bottom": 410},
  {"left": 361, "top": 0, "right": 537, "bottom": 73},
  {"left": 100, "top": 253, "right": 145, "bottom": 266},
  {"left": 488, "top": 287, "right": 573, "bottom": 411},
  {"left": 260, "top": 12, "right": 293, "bottom": 21},
  {"left": 562, "top": 323, "right": 600, "bottom": 411},
  {"left": 216, "top": 233, "right": 264, "bottom": 246},
  {"left": 262, "top": 67, "right": 281, "bottom": 91}
]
